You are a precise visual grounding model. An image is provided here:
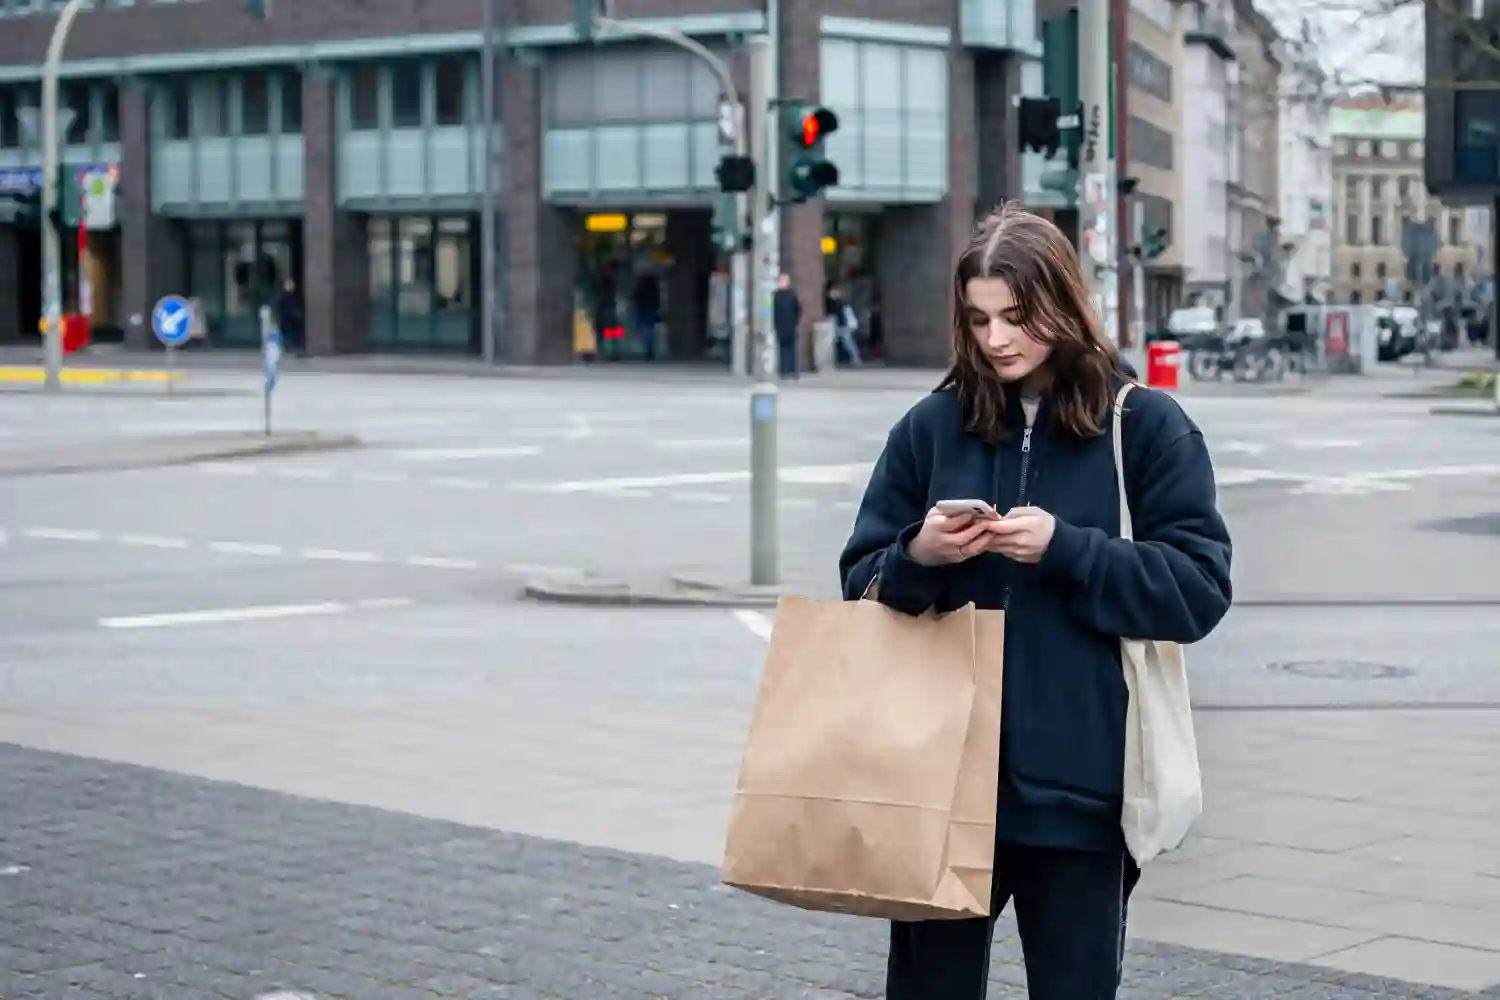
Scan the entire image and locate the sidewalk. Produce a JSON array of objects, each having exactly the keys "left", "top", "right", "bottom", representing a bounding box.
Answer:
[
  {"left": 2, "top": 736, "right": 1496, "bottom": 999},
  {"left": 3, "top": 341, "right": 1486, "bottom": 397}
]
